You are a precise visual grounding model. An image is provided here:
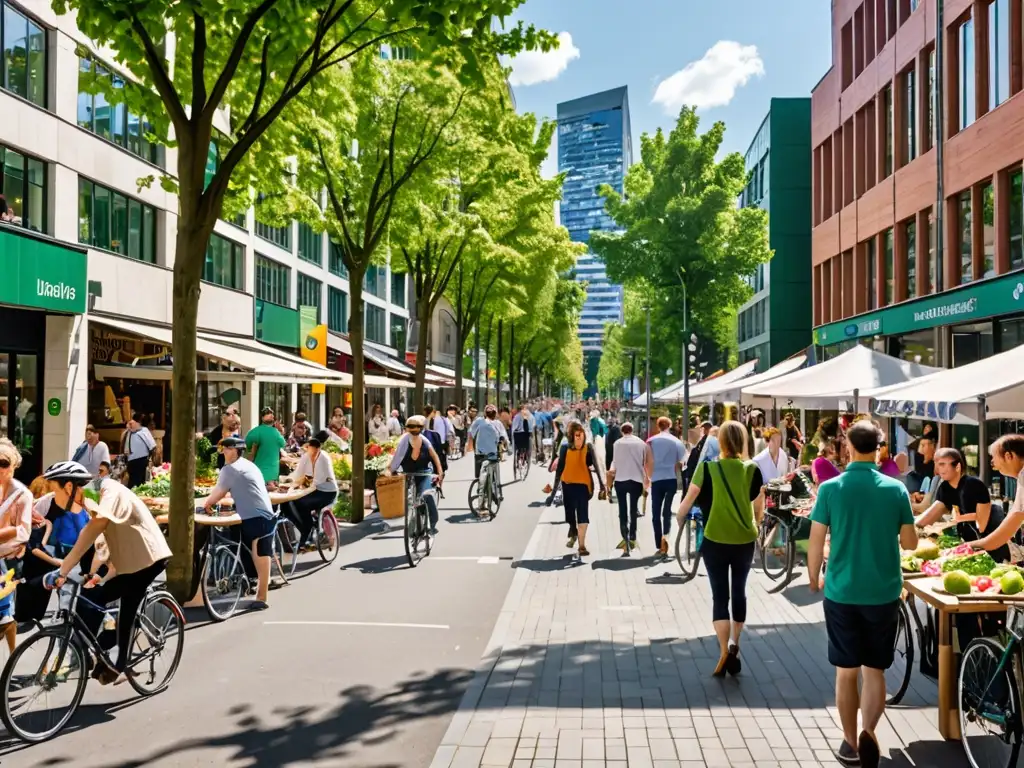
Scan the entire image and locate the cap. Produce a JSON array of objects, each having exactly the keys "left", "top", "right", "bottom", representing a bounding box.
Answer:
[{"left": 219, "top": 436, "right": 246, "bottom": 451}]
